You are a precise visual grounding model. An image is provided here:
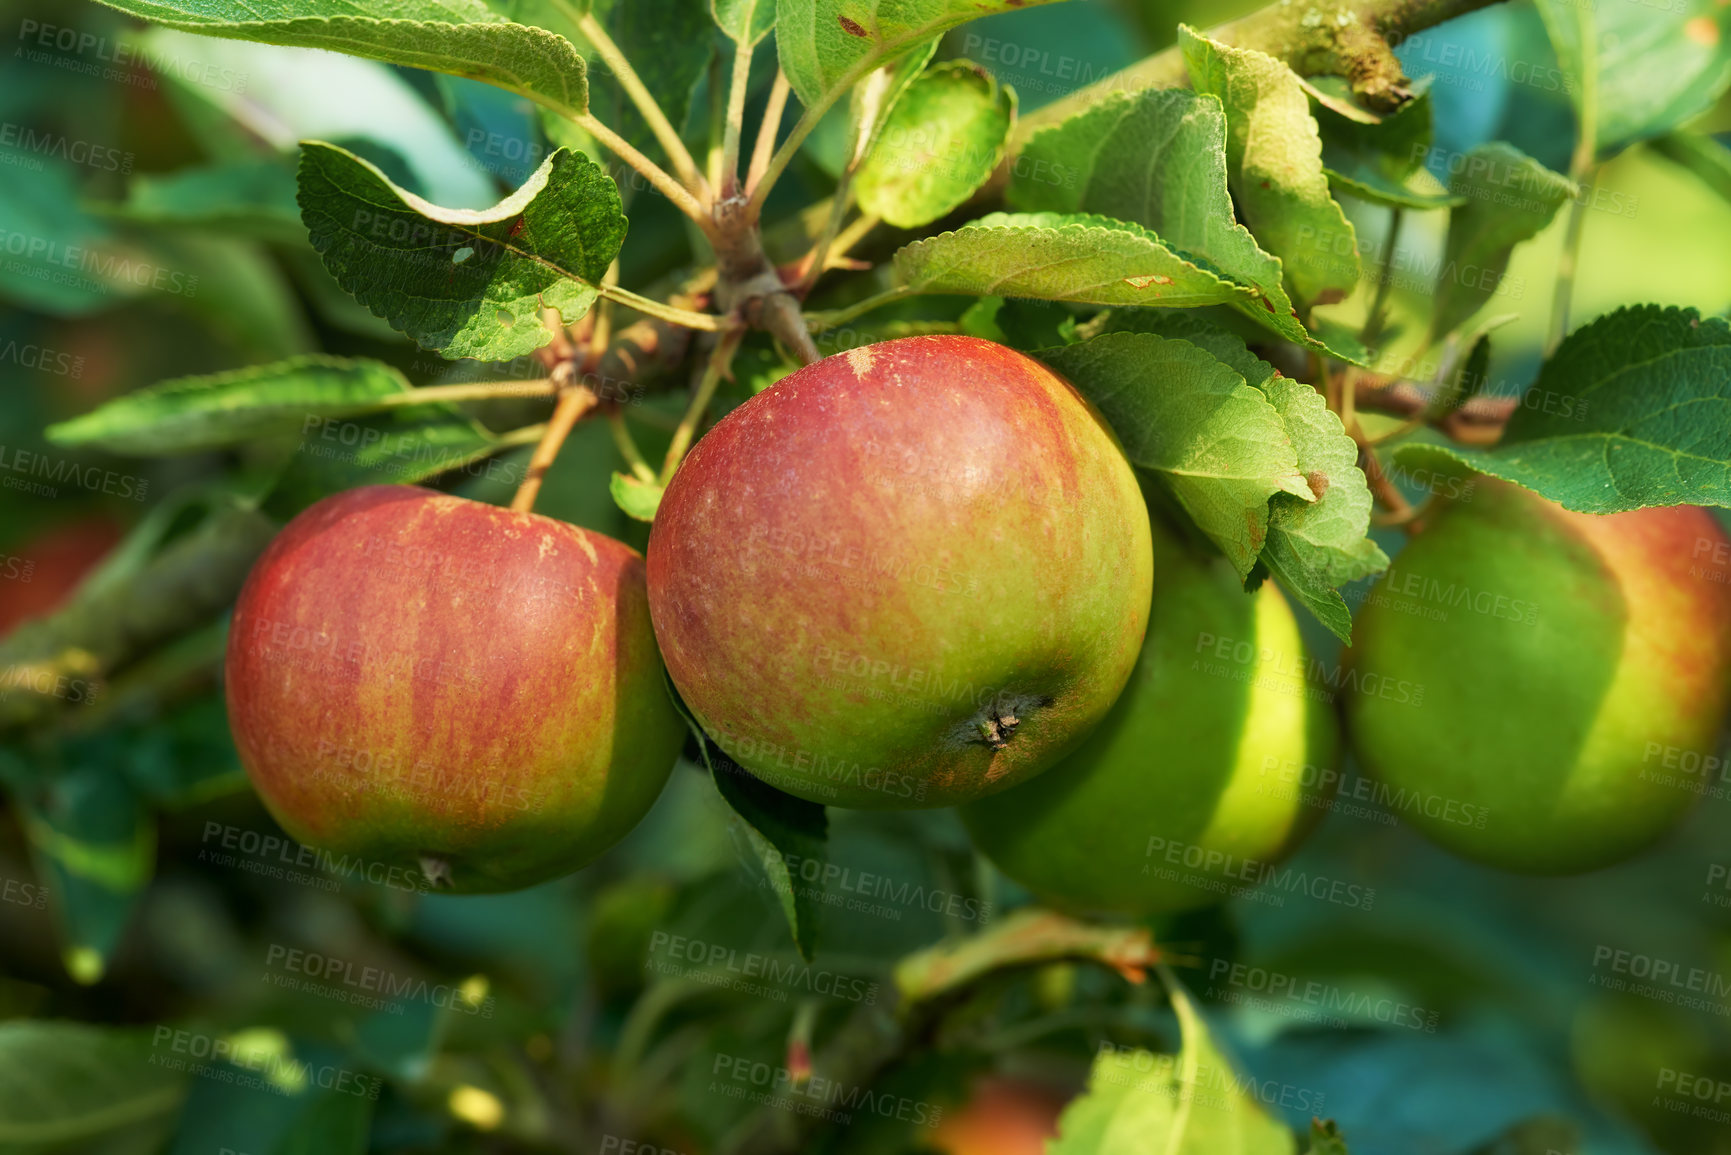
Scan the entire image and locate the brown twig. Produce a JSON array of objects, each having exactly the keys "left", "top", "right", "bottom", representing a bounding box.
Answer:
[
  {"left": 510, "top": 385, "right": 600, "bottom": 513},
  {"left": 1354, "top": 378, "right": 1517, "bottom": 444},
  {"left": 1359, "top": 442, "right": 1415, "bottom": 522},
  {"left": 746, "top": 71, "right": 792, "bottom": 198},
  {"left": 1015, "top": 0, "right": 1511, "bottom": 145}
]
